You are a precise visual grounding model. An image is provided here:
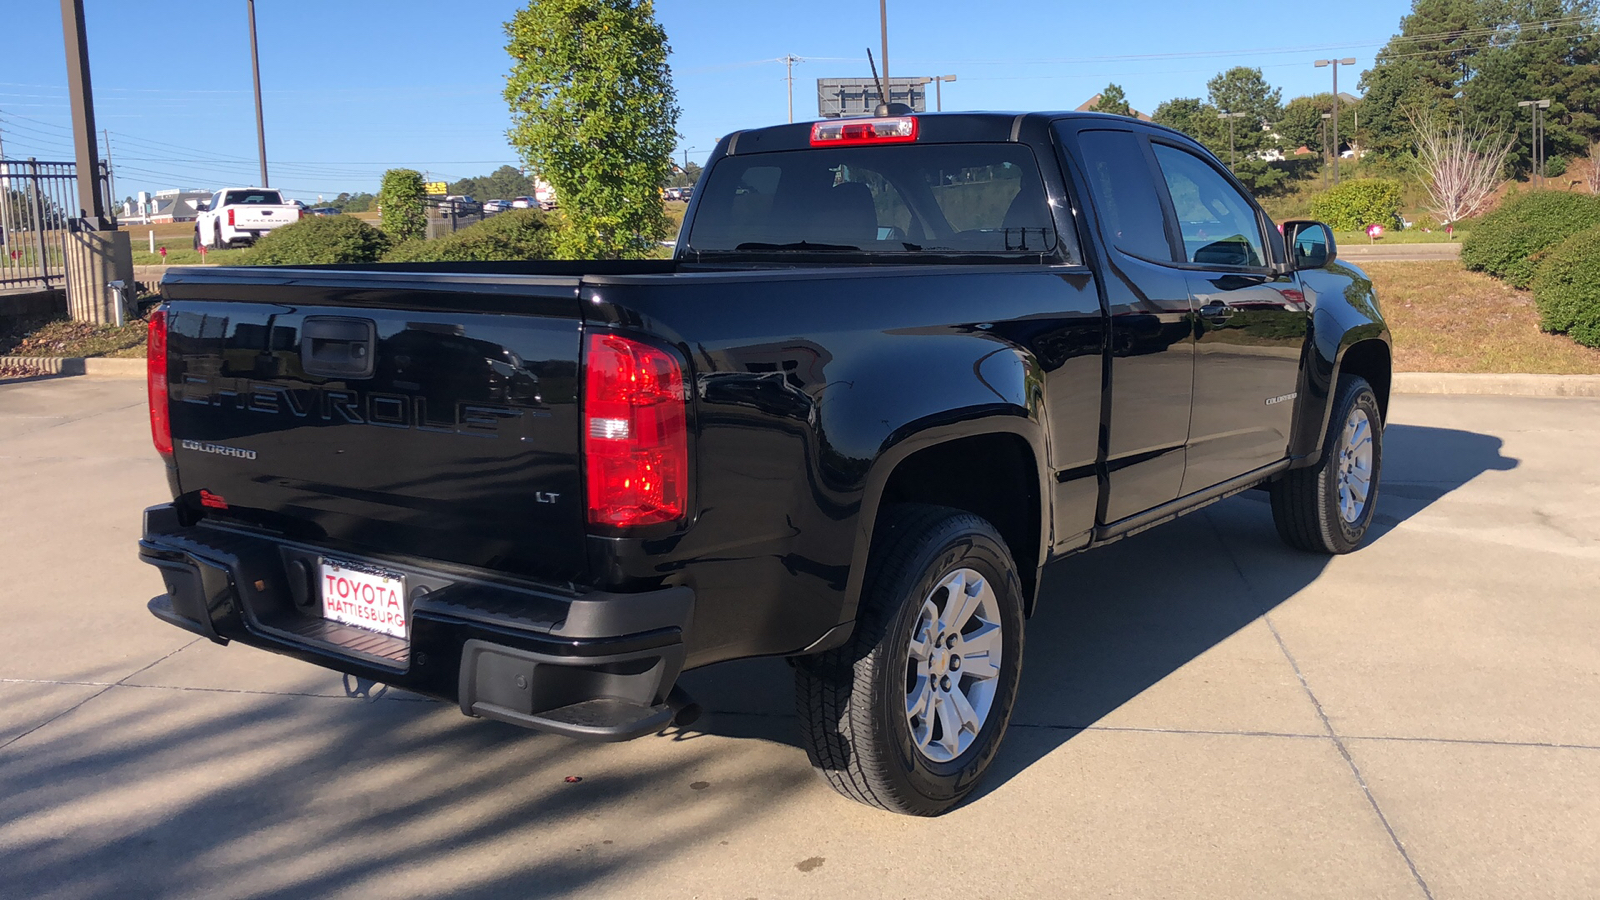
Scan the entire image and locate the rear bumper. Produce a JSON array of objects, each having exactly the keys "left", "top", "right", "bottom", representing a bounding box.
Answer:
[{"left": 137, "top": 504, "right": 694, "bottom": 741}]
